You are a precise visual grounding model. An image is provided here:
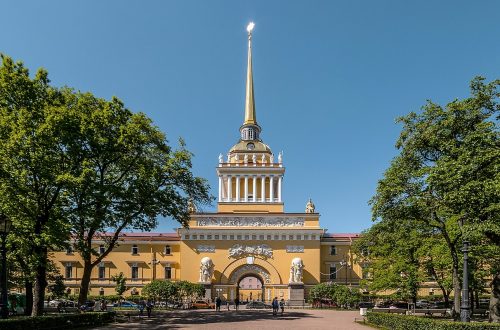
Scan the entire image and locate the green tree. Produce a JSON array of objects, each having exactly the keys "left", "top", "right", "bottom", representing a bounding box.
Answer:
[
  {"left": 371, "top": 77, "right": 500, "bottom": 320},
  {"left": 0, "top": 55, "right": 75, "bottom": 316},
  {"left": 111, "top": 272, "right": 127, "bottom": 296},
  {"left": 55, "top": 90, "right": 212, "bottom": 306},
  {"left": 142, "top": 280, "right": 178, "bottom": 303},
  {"left": 48, "top": 275, "right": 66, "bottom": 298}
]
